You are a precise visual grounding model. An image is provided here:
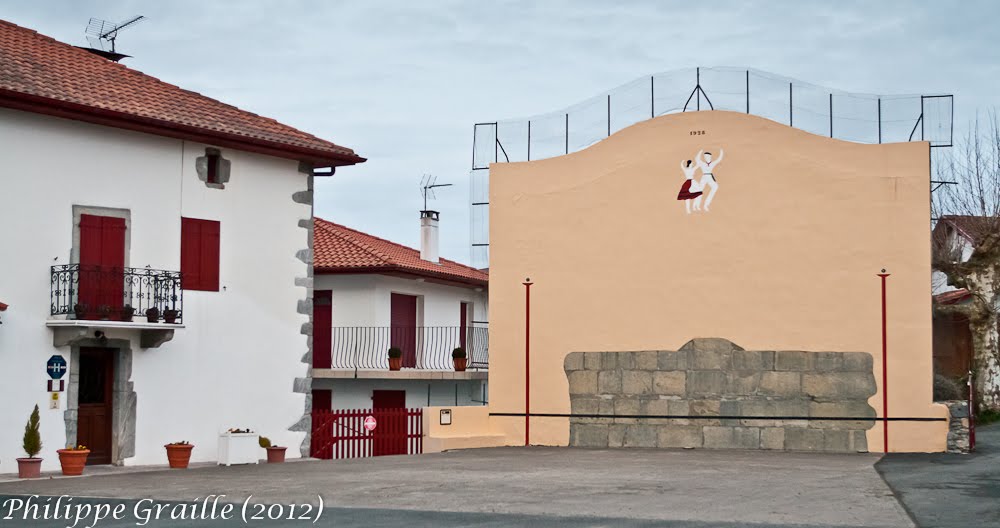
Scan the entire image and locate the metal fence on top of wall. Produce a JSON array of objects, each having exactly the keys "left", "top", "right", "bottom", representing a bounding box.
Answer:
[{"left": 468, "top": 66, "right": 954, "bottom": 268}]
